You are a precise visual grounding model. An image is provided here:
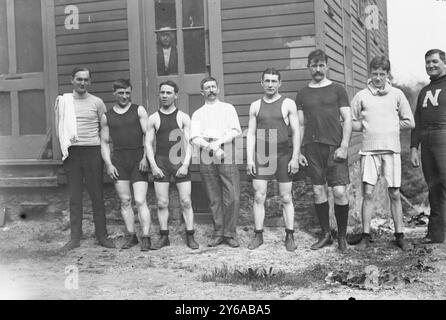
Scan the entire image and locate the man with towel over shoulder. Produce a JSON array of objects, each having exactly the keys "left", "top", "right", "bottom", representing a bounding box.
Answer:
[{"left": 55, "top": 67, "right": 115, "bottom": 251}]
